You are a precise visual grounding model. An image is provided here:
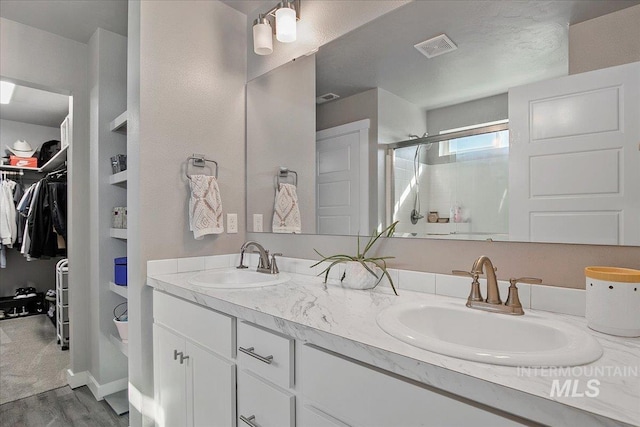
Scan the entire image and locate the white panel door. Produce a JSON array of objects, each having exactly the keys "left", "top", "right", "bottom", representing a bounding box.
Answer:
[
  {"left": 186, "top": 341, "right": 236, "bottom": 427},
  {"left": 316, "top": 119, "right": 370, "bottom": 235},
  {"left": 509, "top": 61, "right": 640, "bottom": 244},
  {"left": 153, "top": 324, "right": 187, "bottom": 427}
]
